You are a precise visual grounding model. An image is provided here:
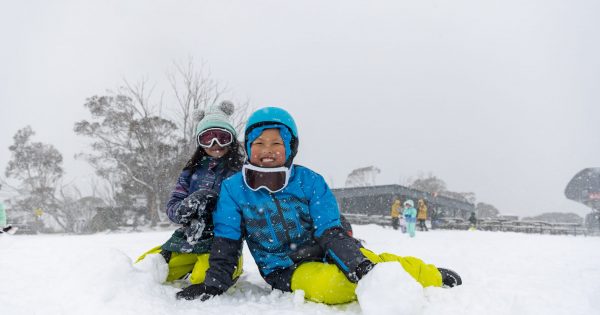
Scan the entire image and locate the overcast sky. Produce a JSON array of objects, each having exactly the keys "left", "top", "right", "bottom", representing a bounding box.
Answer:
[{"left": 1, "top": 0, "right": 598, "bottom": 216}]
